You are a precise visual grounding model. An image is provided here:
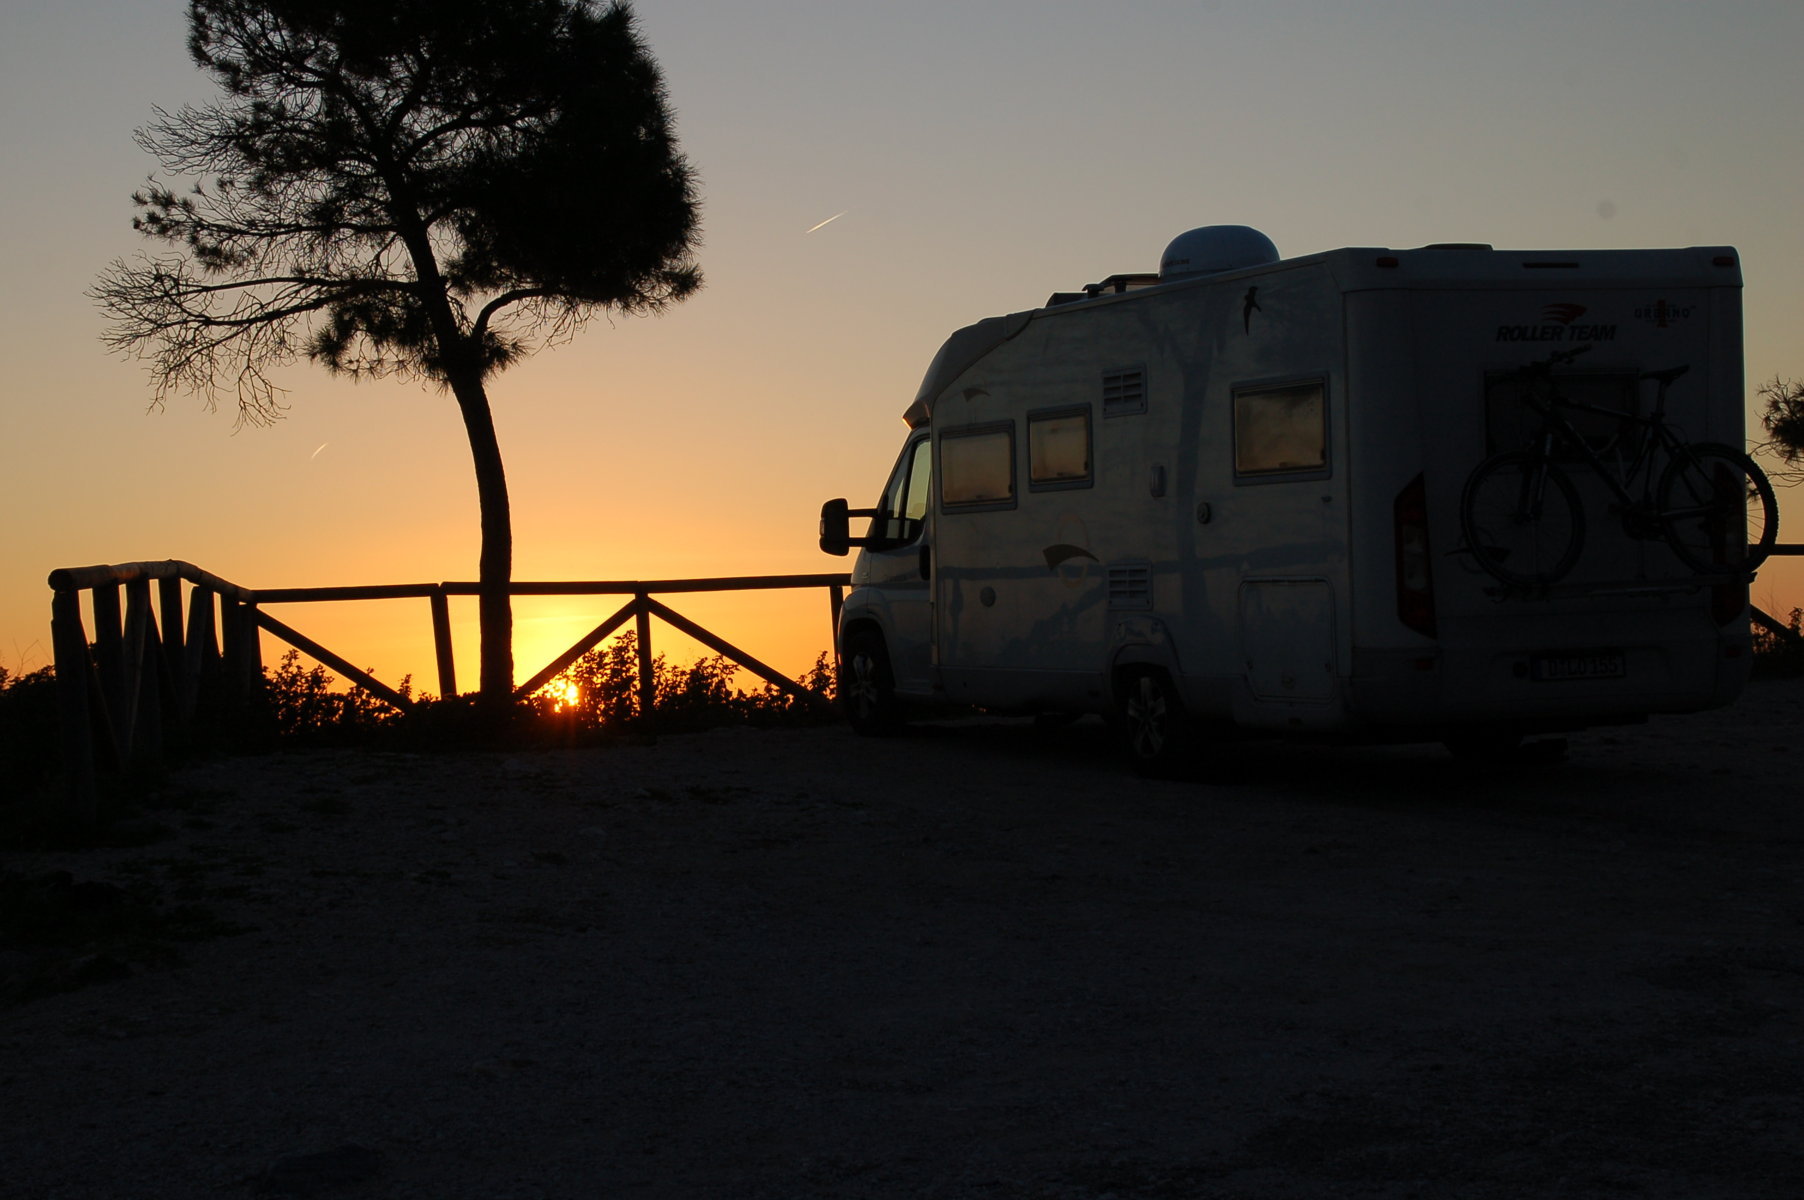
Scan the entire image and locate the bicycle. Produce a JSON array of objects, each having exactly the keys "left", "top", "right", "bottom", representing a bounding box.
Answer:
[{"left": 1459, "top": 347, "right": 1779, "bottom": 588}]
